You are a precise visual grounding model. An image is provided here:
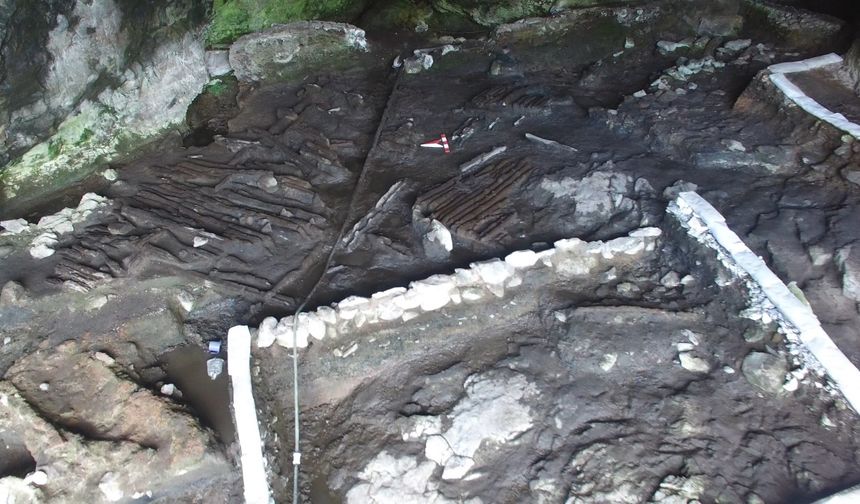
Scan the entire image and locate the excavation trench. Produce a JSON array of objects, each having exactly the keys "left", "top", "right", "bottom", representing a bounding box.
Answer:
[{"left": 246, "top": 221, "right": 860, "bottom": 503}]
